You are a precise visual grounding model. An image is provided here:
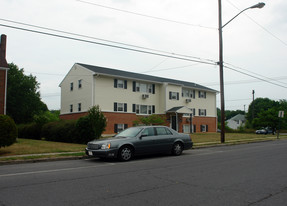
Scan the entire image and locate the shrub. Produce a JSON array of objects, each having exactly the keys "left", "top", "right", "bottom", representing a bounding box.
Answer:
[
  {"left": 18, "top": 123, "right": 42, "bottom": 140},
  {"left": 0, "top": 115, "right": 17, "bottom": 148},
  {"left": 133, "top": 114, "right": 165, "bottom": 126},
  {"left": 42, "top": 120, "right": 79, "bottom": 143}
]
